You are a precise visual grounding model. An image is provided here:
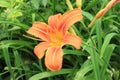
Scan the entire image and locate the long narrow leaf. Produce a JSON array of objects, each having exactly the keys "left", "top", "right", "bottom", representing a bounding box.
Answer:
[
  {"left": 29, "top": 69, "right": 76, "bottom": 80},
  {"left": 100, "top": 33, "right": 116, "bottom": 58}
]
